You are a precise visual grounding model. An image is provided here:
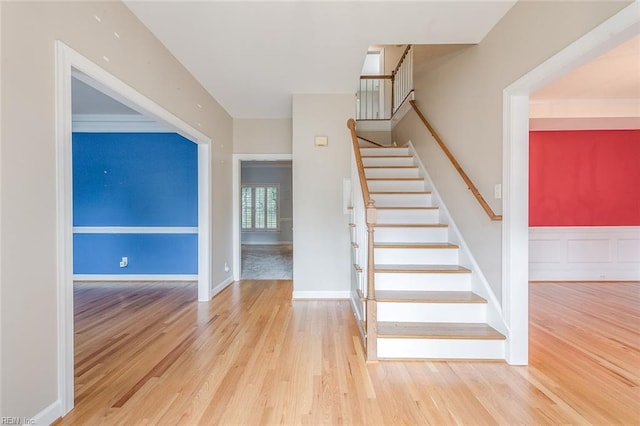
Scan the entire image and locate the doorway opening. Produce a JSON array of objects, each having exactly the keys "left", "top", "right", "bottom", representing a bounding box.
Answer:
[
  {"left": 232, "top": 154, "right": 293, "bottom": 281},
  {"left": 56, "top": 41, "right": 212, "bottom": 415},
  {"left": 239, "top": 160, "right": 293, "bottom": 280},
  {"left": 501, "top": 4, "right": 638, "bottom": 364}
]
